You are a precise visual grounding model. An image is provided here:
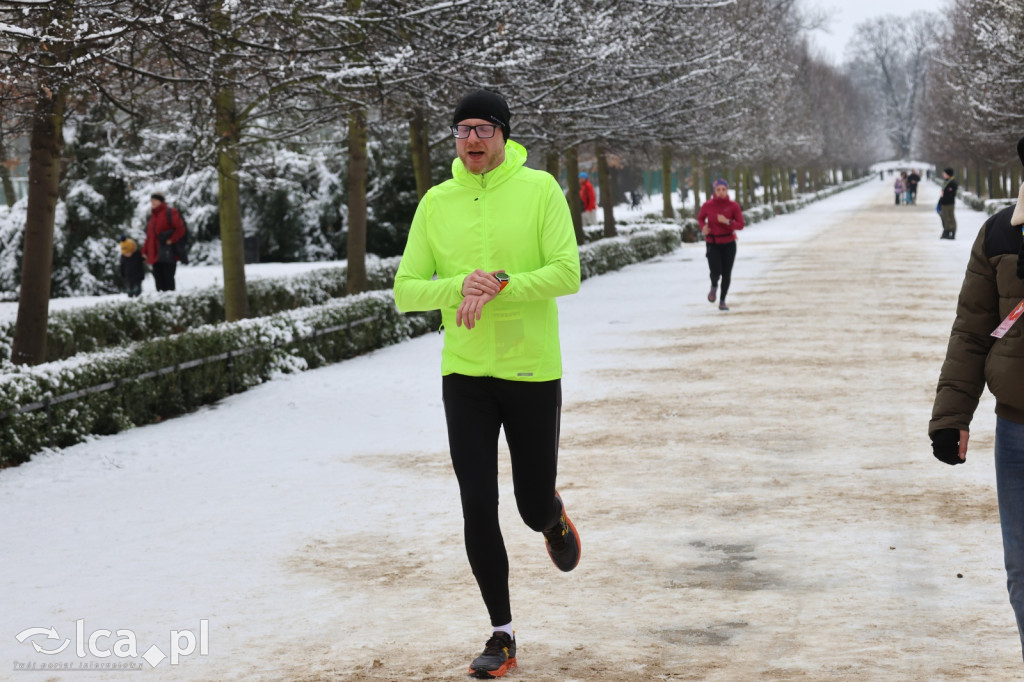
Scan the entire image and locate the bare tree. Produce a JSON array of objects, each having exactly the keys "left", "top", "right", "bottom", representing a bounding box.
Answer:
[{"left": 848, "top": 14, "right": 938, "bottom": 160}]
